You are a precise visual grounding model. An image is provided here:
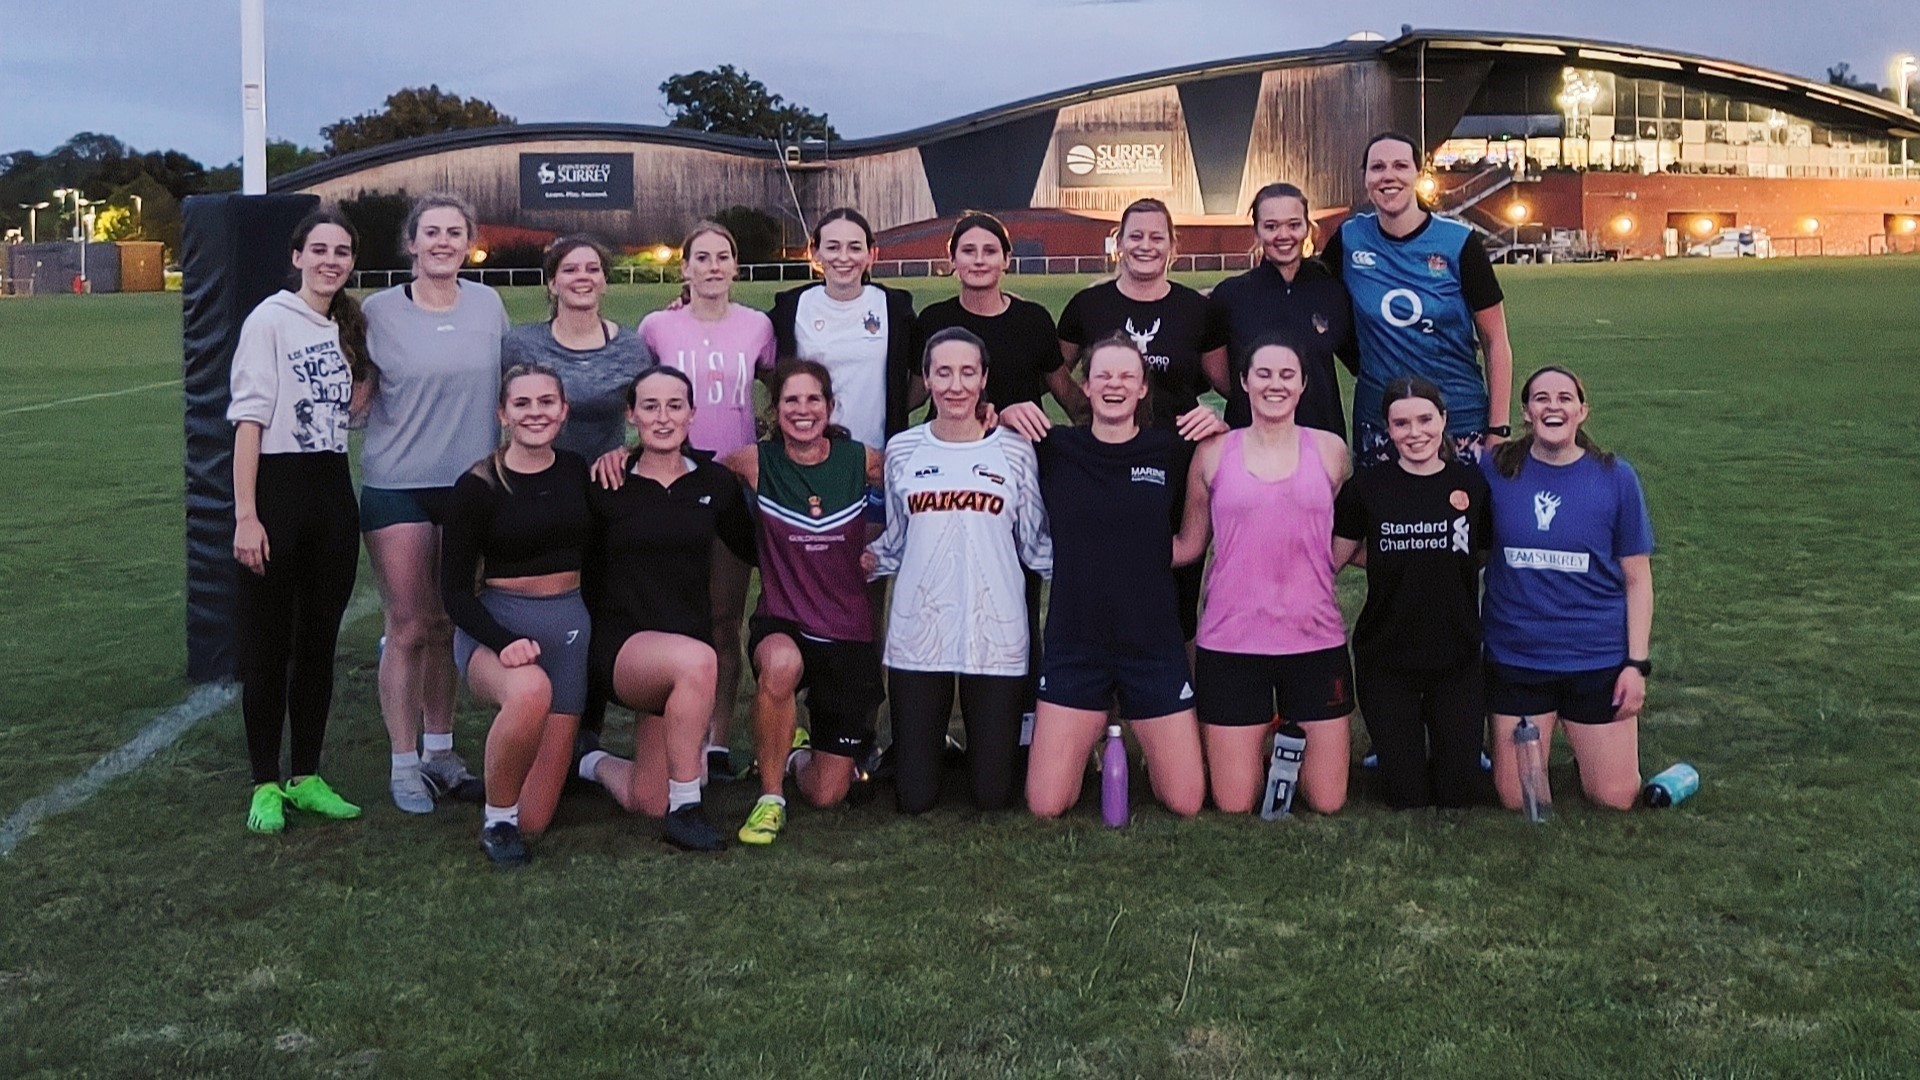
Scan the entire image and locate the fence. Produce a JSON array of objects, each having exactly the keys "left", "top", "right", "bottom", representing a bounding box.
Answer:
[{"left": 349, "top": 251, "right": 1259, "bottom": 290}]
